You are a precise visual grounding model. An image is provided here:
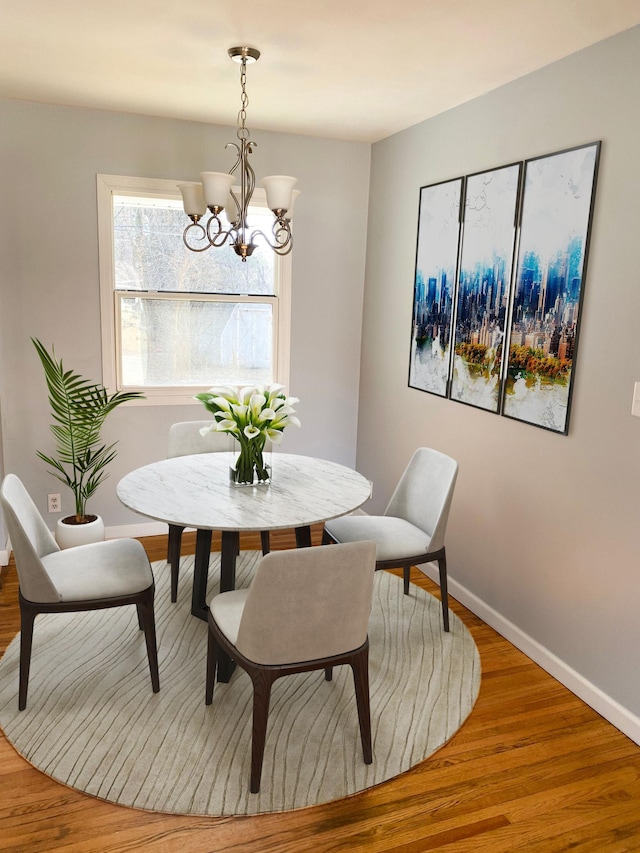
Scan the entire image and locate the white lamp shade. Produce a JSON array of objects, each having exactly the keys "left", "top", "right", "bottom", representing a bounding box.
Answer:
[
  {"left": 285, "top": 189, "right": 300, "bottom": 220},
  {"left": 200, "top": 172, "right": 235, "bottom": 209},
  {"left": 261, "top": 175, "right": 298, "bottom": 213},
  {"left": 177, "top": 182, "right": 206, "bottom": 216}
]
